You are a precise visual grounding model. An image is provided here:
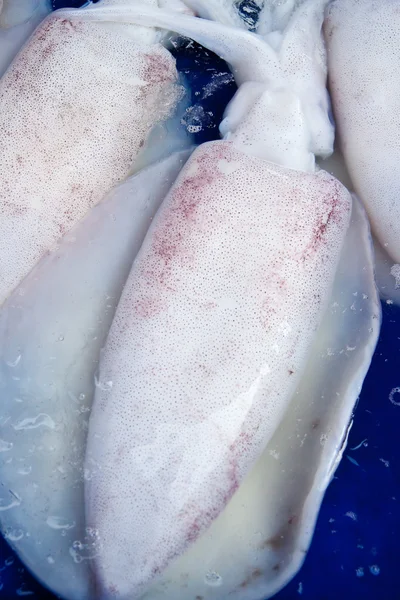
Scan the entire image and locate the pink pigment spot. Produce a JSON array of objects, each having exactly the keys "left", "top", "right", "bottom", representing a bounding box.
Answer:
[
  {"left": 153, "top": 229, "right": 182, "bottom": 265},
  {"left": 143, "top": 52, "right": 174, "bottom": 84},
  {"left": 41, "top": 41, "right": 56, "bottom": 59},
  {"left": 133, "top": 296, "right": 163, "bottom": 319},
  {"left": 302, "top": 183, "right": 347, "bottom": 261}
]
